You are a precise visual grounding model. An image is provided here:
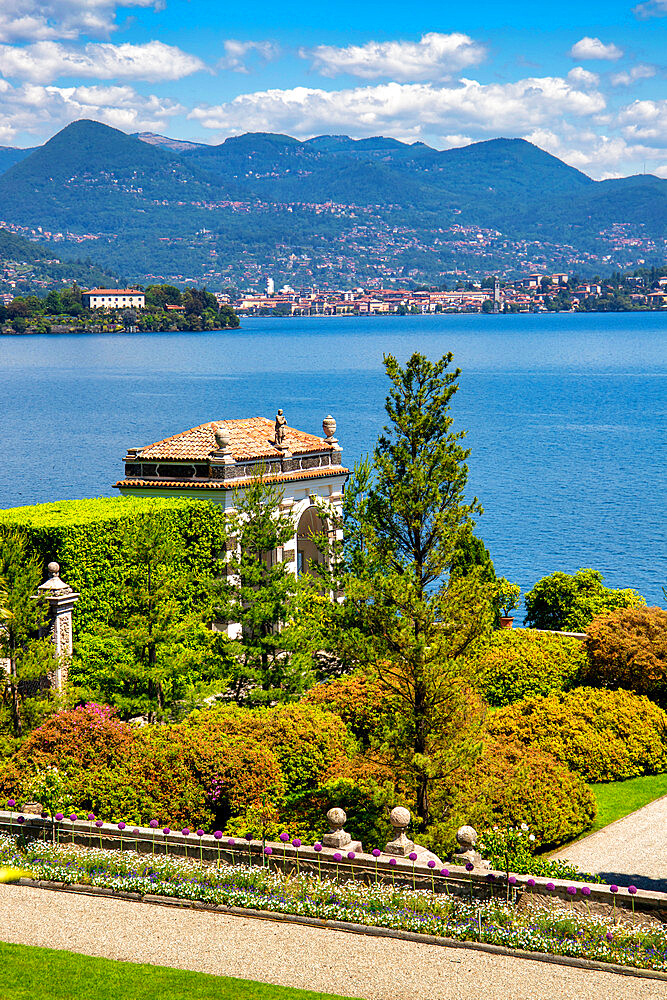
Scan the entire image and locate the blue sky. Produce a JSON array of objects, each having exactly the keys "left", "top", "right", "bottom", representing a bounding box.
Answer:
[{"left": 0, "top": 0, "right": 665, "bottom": 178}]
